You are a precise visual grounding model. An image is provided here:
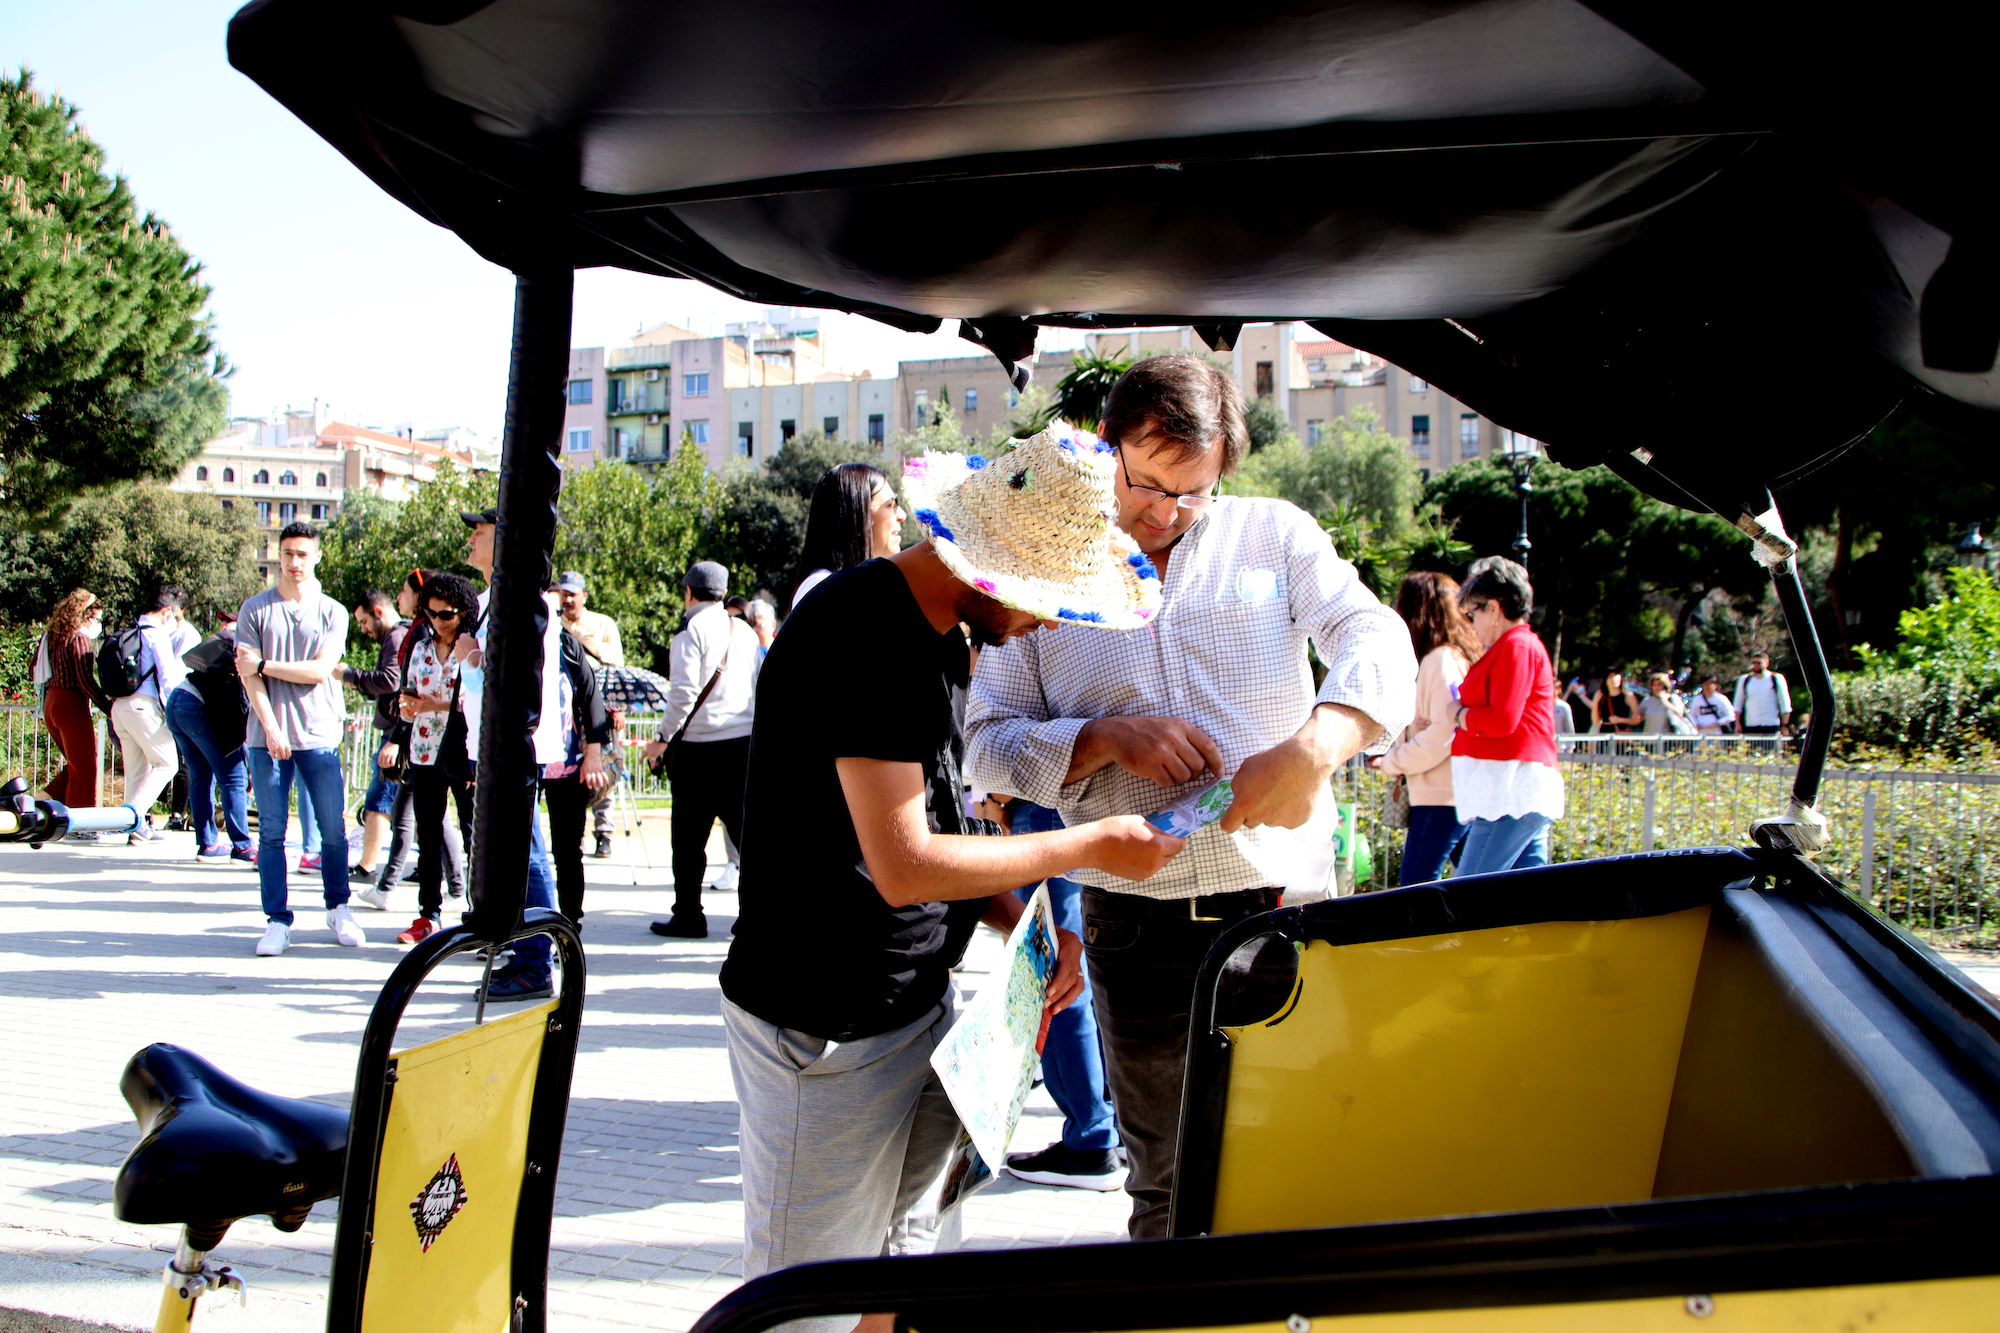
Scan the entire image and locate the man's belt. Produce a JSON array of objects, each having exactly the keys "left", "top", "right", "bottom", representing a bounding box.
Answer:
[{"left": 1096, "top": 886, "right": 1282, "bottom": 923}]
